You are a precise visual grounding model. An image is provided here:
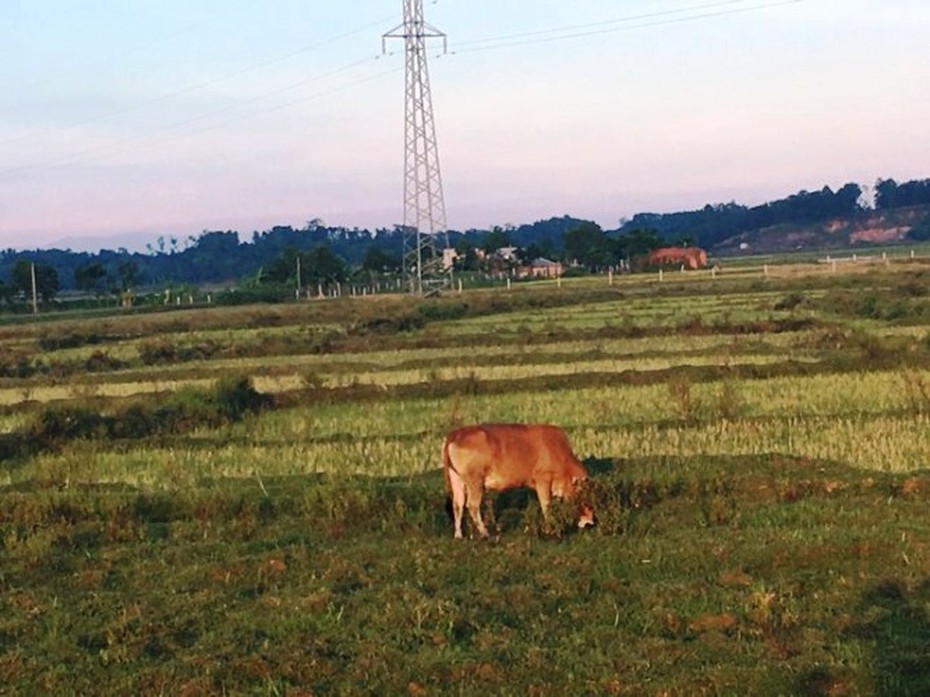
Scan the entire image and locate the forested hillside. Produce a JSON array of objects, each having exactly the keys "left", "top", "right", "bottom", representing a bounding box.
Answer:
[{"left": 617, "top": 179, "right": 930, "bottom": 249}]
